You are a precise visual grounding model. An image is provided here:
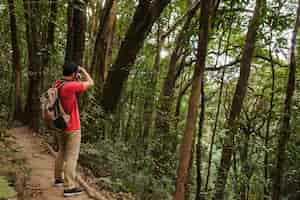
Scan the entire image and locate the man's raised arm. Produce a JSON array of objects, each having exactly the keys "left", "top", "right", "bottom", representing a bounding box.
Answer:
[{"left": 79, "top": 66, "right": 94, "bottom": 89}]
